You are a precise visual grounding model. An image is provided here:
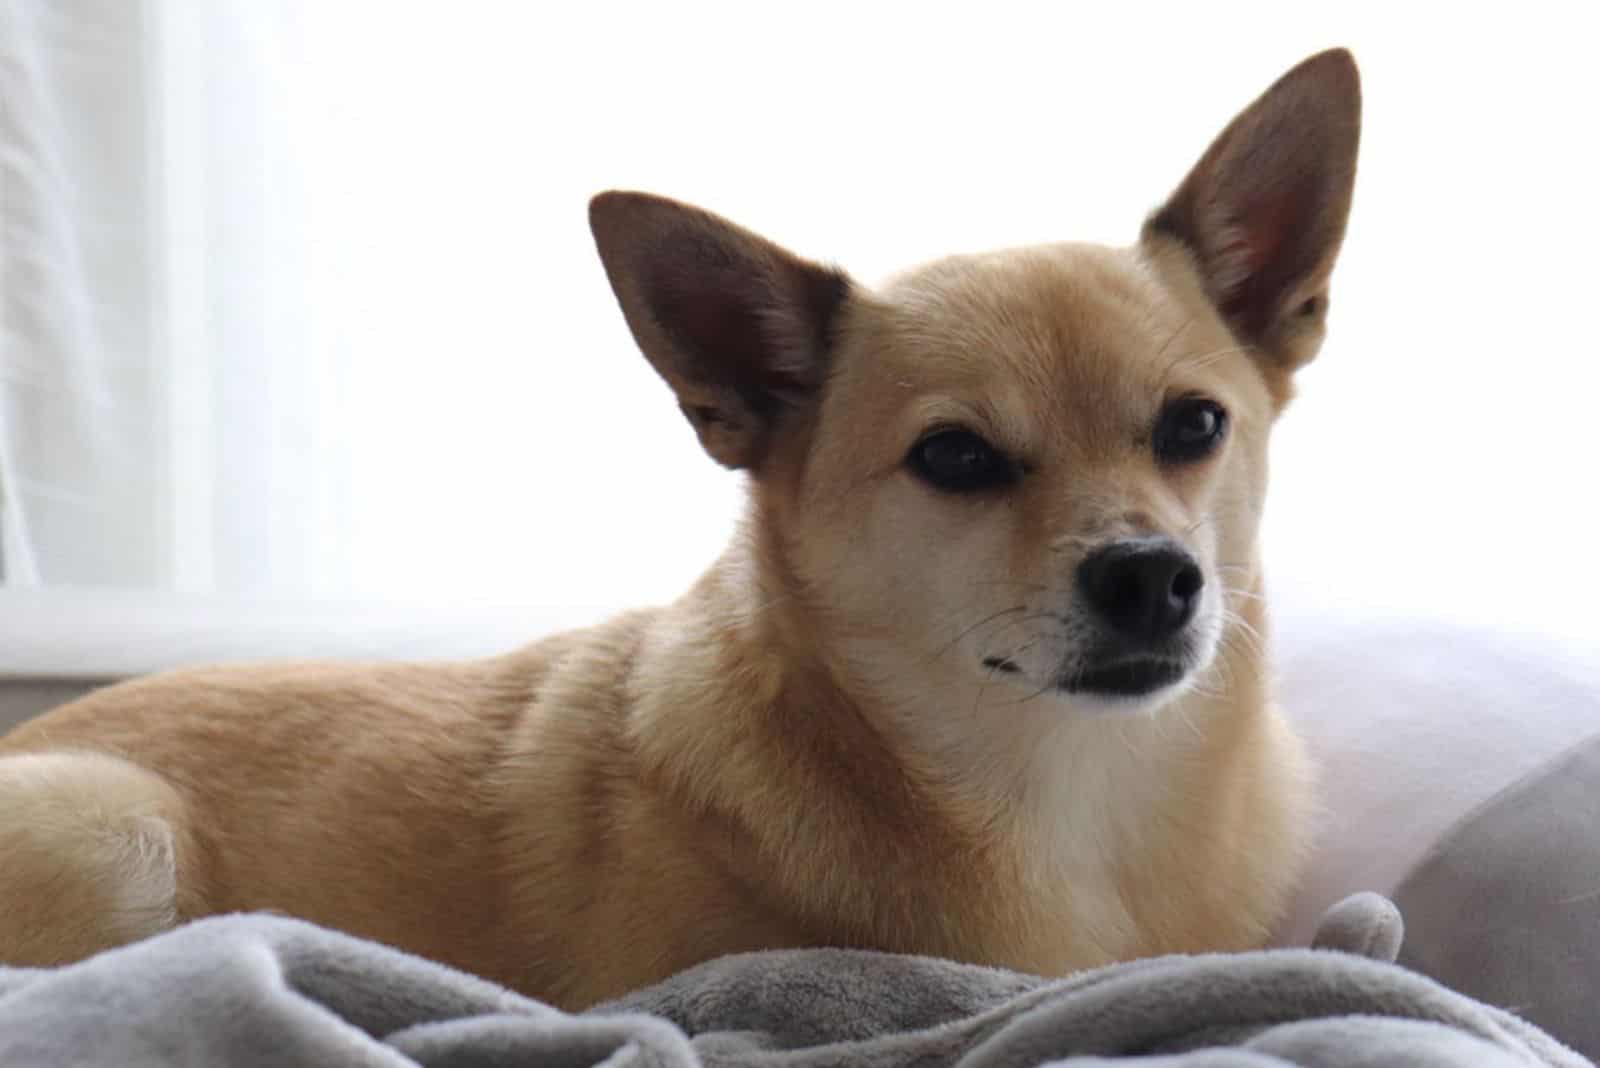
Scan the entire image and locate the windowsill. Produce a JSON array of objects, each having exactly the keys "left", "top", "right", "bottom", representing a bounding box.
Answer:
[
  {"left": 0, "top": 587, "right": 620, "bottom": 680},
  {"left": 3, "top": 580, "right": 1592, "bottom": 684}
]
